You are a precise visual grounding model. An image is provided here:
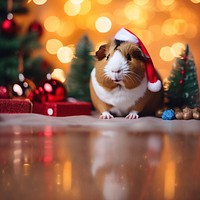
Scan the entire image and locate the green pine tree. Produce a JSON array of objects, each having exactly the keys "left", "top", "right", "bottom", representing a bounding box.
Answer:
[
  {"left": 67, "top": 35, "right": 94, "bottom": 102},
  {"left": 0, "top": 0, "right": 52, "bottom": 87},
  {"left": 166, "top": 44, "right": 199, "bottom": 108}
]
